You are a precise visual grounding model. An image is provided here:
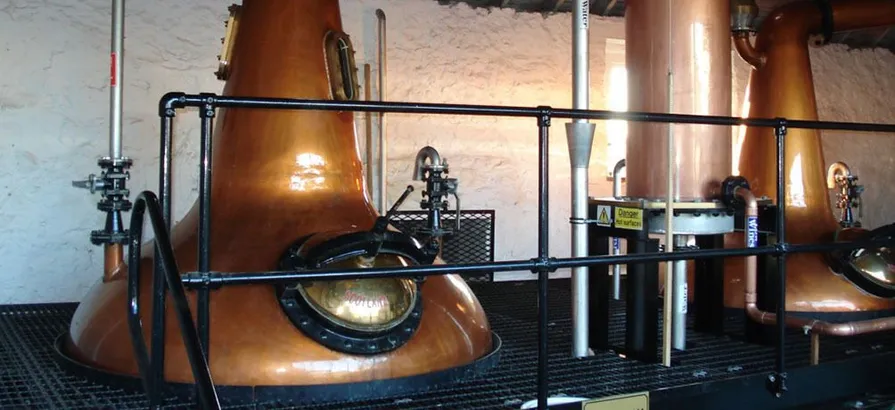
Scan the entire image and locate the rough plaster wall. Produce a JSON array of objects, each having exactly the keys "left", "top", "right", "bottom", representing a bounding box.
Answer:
[{"left": 1, "top": 0, "right": 893, "bottom": 304}]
